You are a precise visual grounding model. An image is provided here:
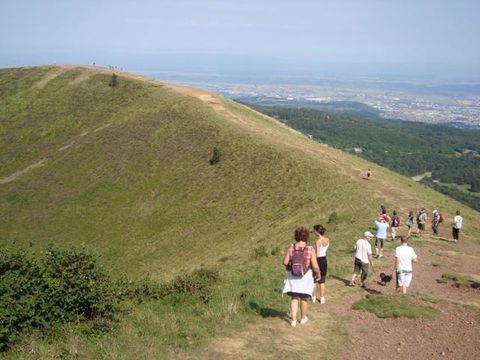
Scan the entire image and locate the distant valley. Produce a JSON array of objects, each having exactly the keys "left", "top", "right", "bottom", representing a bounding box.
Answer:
[{"left": 143, "top": 70, "right": 480, "bottom": 128}]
